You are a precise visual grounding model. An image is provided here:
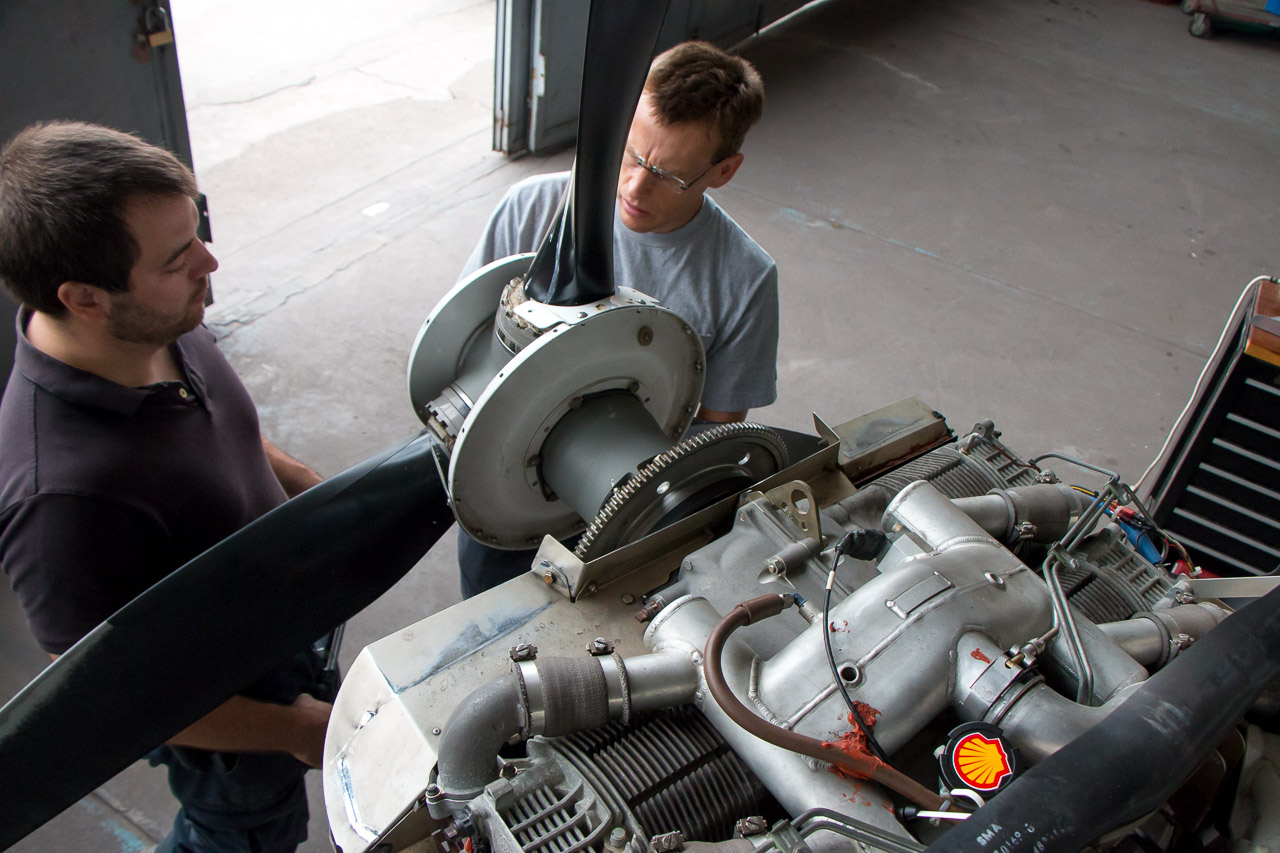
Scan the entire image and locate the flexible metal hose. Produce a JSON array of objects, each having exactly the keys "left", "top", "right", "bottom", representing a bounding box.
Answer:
[{"left": 702, "top": 594, "right": 944, "bottom": 811}]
